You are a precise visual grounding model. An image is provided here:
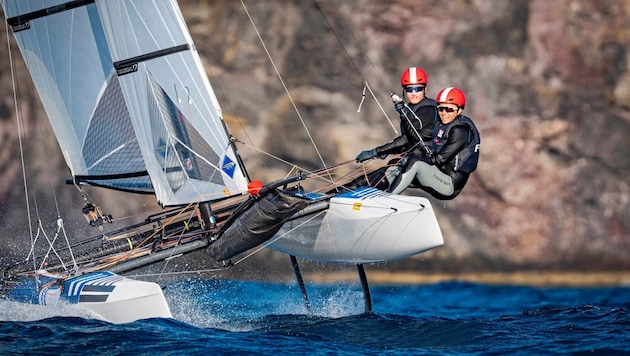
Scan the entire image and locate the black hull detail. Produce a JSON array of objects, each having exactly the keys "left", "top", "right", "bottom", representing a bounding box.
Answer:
[{"left": 207, "top": 190, "right": 309, "bottom": 261}]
